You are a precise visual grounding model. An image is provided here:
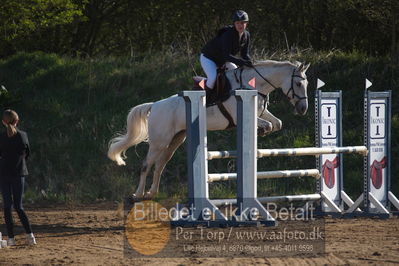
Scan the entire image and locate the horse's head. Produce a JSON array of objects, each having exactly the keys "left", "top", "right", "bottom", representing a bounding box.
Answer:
[
  {"left": 228, "top": 60, "right": 311, "bottom": 115},
  {"left": 247, "top": 61, "right": 310, "bottom": 115},
  {"left": 279, "top": 62, "right": 310, "bottom": 115}
]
